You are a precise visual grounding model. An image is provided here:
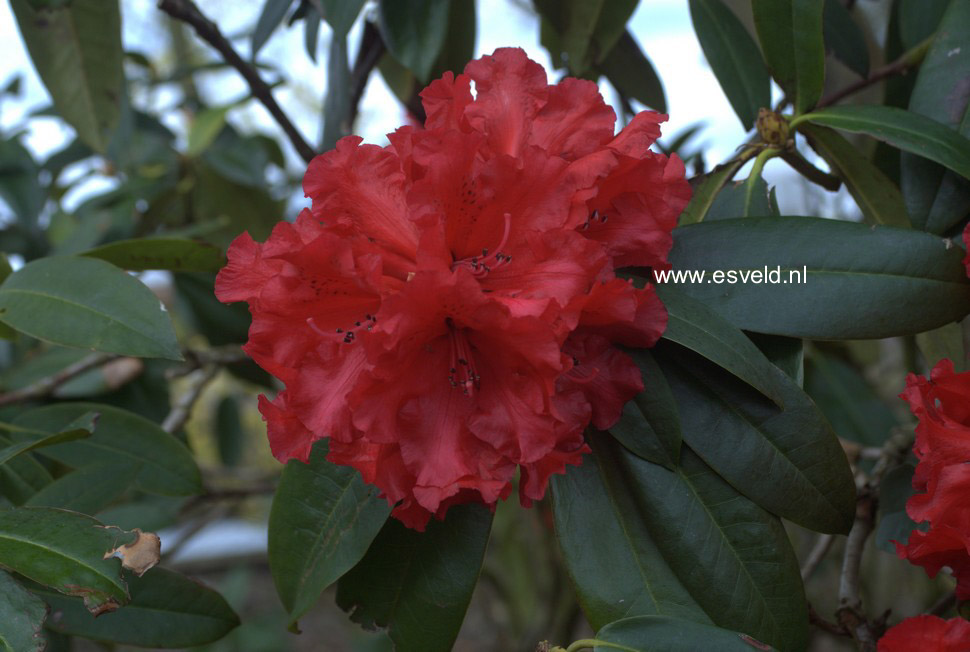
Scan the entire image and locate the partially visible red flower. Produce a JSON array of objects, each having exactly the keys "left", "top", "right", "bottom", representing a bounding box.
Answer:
[
  {"left": 878, "top": 615, "right": 970, "bottom": 651},
  {"left": 217, "top": 48, "right": 689, "bottom": 530},
  {"left": 896, "top": 359, "right": 970, "bottom": 598}
]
